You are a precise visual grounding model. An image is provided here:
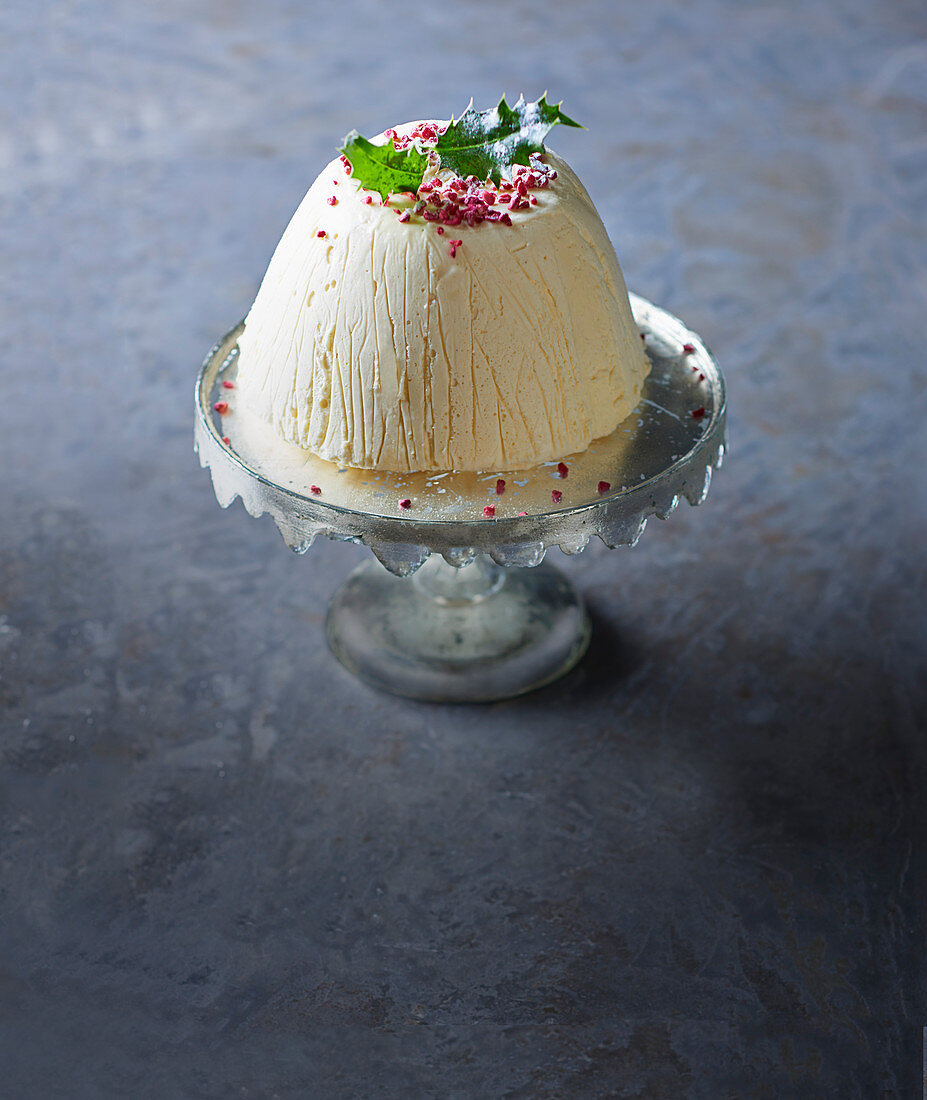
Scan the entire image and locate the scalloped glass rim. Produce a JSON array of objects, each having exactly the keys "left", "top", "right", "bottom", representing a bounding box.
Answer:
[{"left": 194, "top": 293, "right": 727, "bottom": 574}]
